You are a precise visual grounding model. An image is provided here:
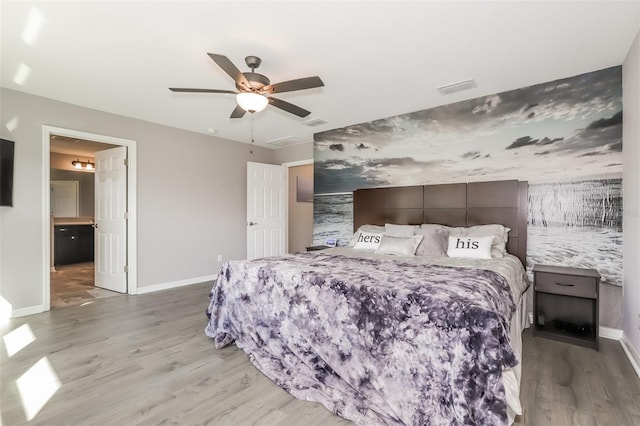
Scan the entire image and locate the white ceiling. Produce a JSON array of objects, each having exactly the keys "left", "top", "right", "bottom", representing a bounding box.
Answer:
[{"left": 2, "top": 1, "right": 639, "bottom": 148}]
